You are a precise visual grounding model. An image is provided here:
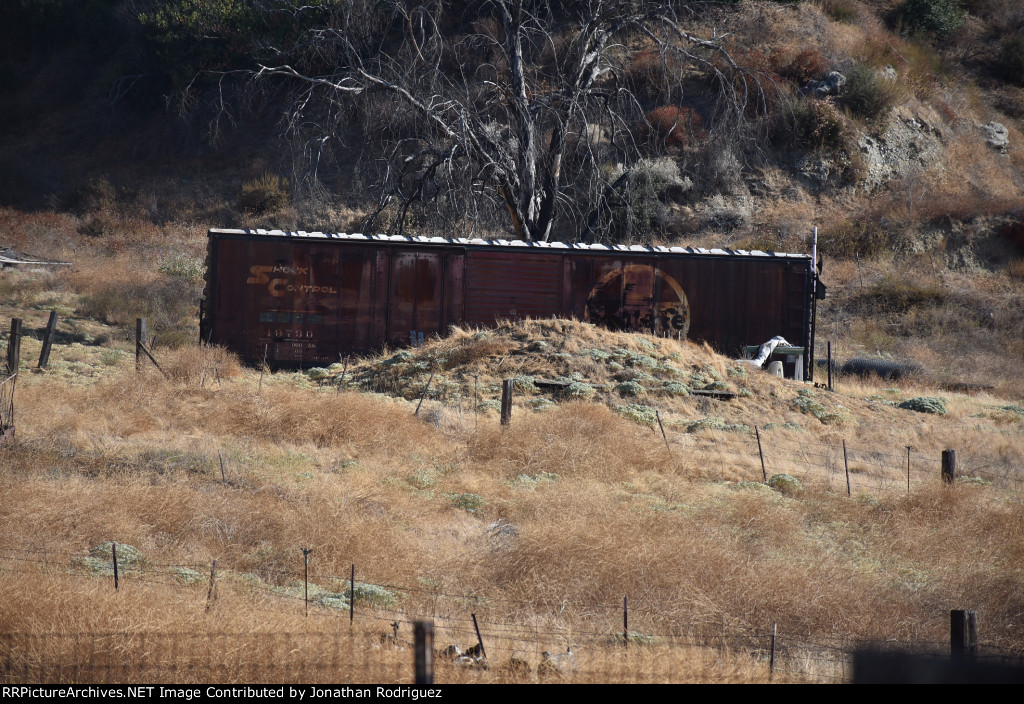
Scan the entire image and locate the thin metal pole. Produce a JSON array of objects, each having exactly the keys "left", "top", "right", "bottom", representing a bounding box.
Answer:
[
  {"left": 302, "top": 548, "right": 311, "bottom": 617},
  {"left": 755, "top": 426, "right": 767, "bottom": 482},
  {"left": 843, "top": 440, "right": 851, "bottom": 497},
  {"left": 471, "top": 614, "right": 487, "bottom": 660},
  {"left": 655, "top": 411, "right": 671, "bottom": 456},
  {"left": 906, "top": 446, "right": 912, "bottom": 494},
  {"left": 623, "top": 595, "right": 629, "bottom": 647}
]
